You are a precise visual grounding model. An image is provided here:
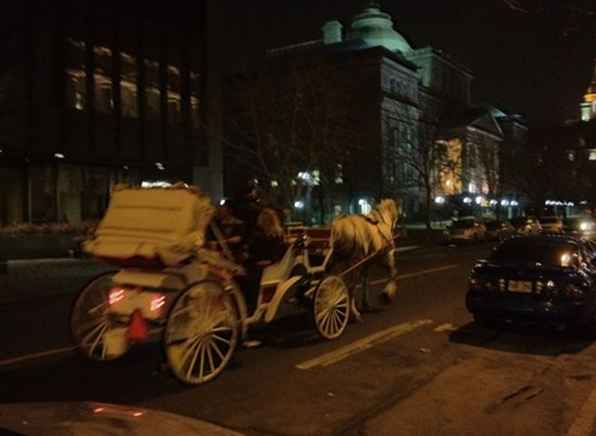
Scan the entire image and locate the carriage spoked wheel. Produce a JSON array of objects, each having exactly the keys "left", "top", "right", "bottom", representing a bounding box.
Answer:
[
  {"left": 313, "top": 275, "right": 350, "bottom": 340},
  {"left": 164, "top": 281, "right": 239, "bottom": 385},
  {"left": 70, "top": 272, "right": 128, "bottom": 361}
]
